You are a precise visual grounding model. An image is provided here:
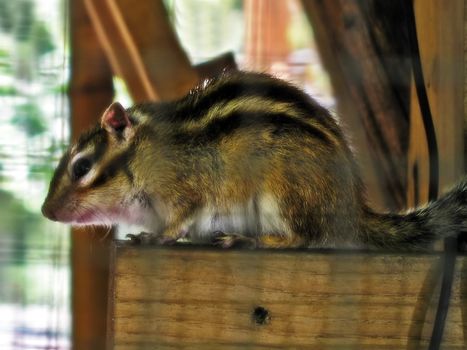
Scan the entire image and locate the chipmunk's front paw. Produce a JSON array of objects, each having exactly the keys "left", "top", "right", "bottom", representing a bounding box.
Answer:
[
  {"left": 126, "top": 232, "right": 178, "bottom": 245},
  {"left": 211, "top": 231, "right": 257, "bottom": 249},
  {"left": 126, "top": 232, "right": 158, "bottom": 245}
]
